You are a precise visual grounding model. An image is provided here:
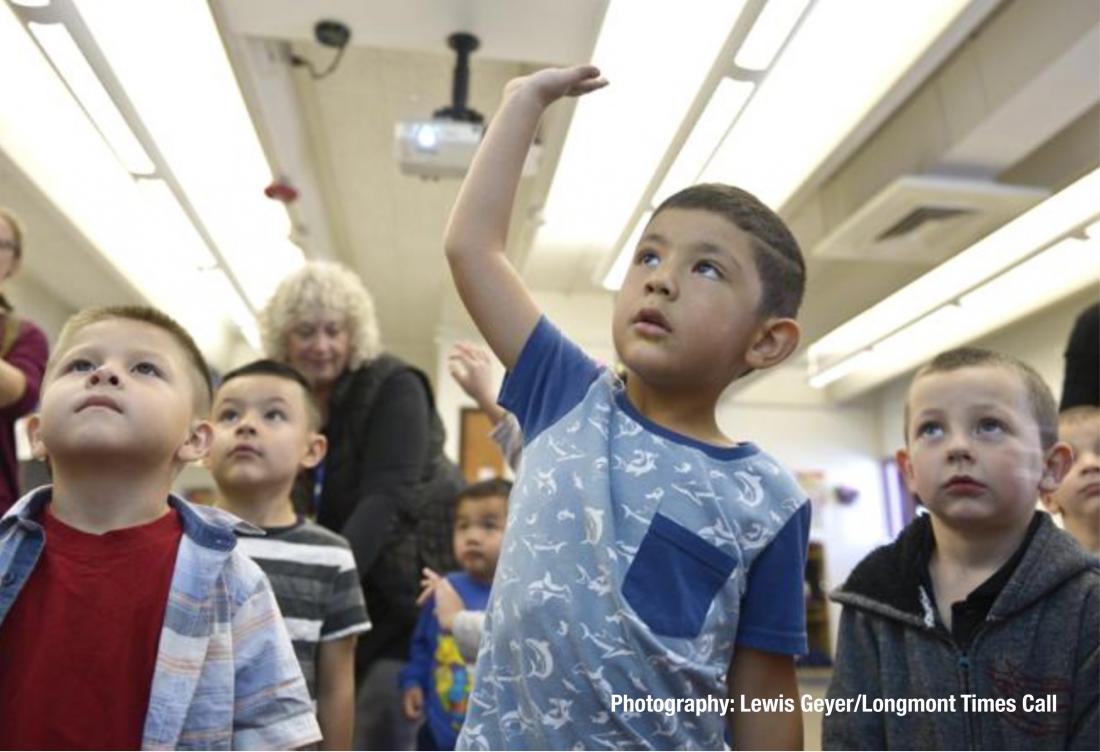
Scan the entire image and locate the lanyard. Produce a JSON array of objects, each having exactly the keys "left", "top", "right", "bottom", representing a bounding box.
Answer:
[{"left": 311, "top": 459, "right": 326, "bottom": 516}]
